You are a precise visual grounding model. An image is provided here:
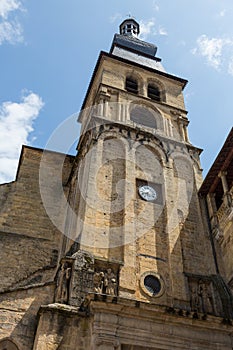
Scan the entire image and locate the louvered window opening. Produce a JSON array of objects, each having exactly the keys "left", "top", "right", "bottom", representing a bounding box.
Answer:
[
  {"left": 148, "top": 85, "right": 160, "bottom": 101},
  {"left": 126, "top": 78, "right": 138, "bottom": 94}
]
